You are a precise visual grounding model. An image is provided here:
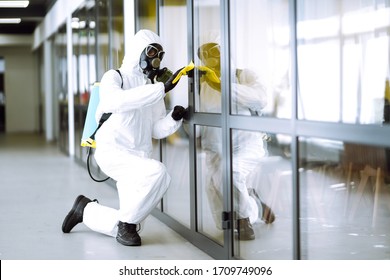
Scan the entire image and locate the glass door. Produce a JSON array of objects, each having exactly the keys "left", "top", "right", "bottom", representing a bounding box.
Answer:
[
  {"left": 193, "top": 0, "right": 225, "bottom": 247},
  {"left": 156, "top": 0, "right": 229, "bottom": 258},
  {"left": 159, "top": 0, "right": 191, "bottom": 228},
  {"left": 229, "top": 0, "right": 293, "bottom": 260}
]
